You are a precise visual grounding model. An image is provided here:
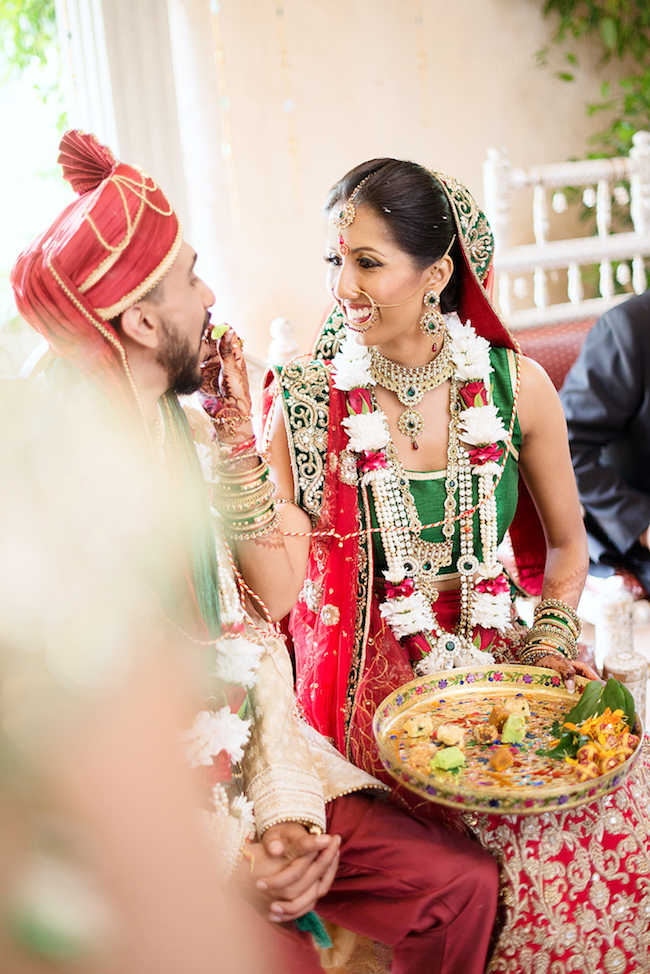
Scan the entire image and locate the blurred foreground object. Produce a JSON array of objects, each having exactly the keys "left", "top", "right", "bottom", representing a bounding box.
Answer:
[{"left": 0, "top": 380, "right": 265, "bottom": 974}]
